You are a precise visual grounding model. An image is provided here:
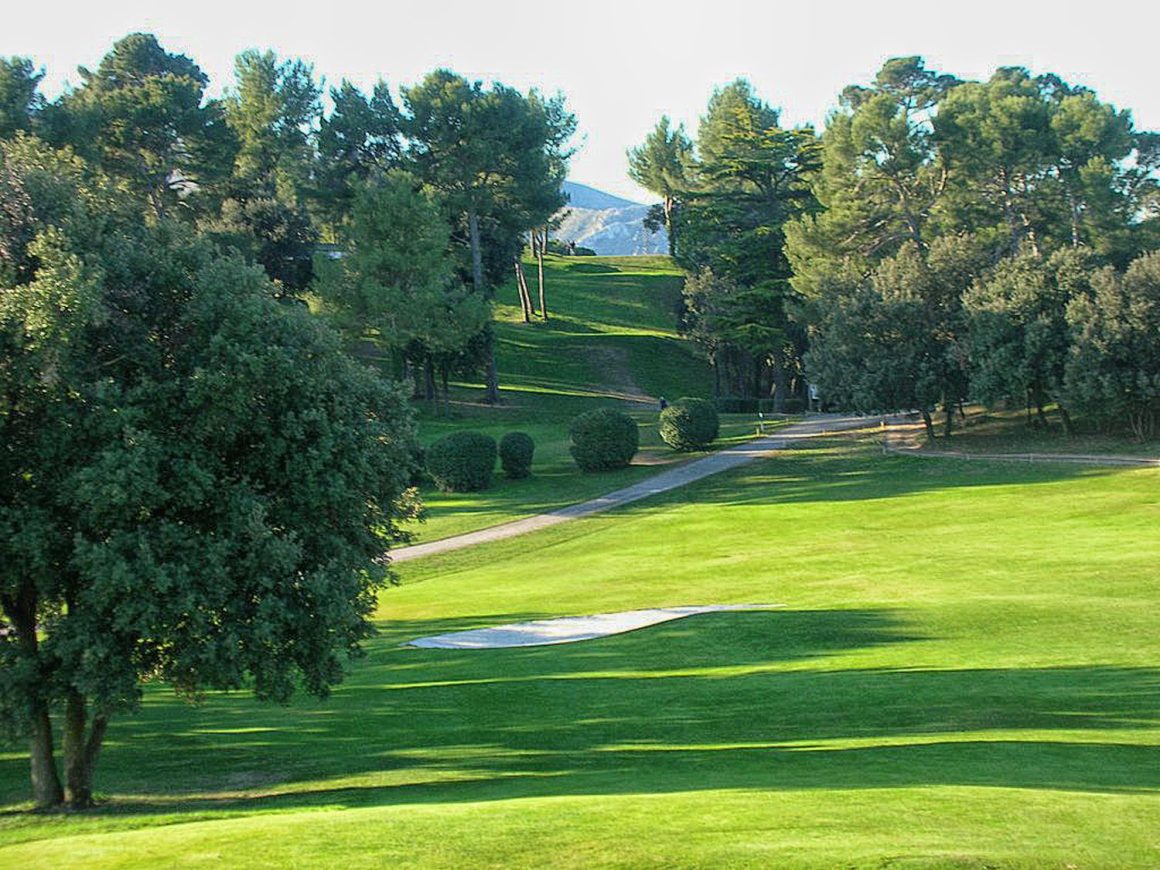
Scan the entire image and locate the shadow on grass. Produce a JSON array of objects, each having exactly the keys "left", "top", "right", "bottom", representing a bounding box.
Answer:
[
  {"left": 606, "top": 437, "right": 1129, "bottom": 516},
  {"left": 3, "top": 609, "right": 1156, "bottom": 818}
]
